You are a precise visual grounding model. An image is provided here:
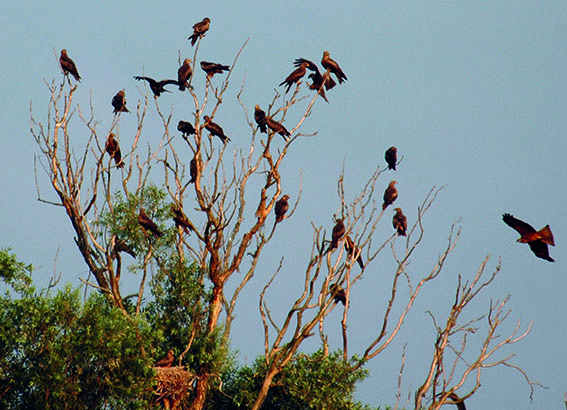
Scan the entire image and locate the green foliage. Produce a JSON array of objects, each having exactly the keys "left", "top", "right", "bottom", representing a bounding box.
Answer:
[
  {"left": 207, "top": 350, "right": 381, "bottom": 410},
  {"left": 0, "top": 248, "right": 32, "bottom": 292},
  {"left": 0, "top": 283, "right": 155, "bottom": 409}
]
